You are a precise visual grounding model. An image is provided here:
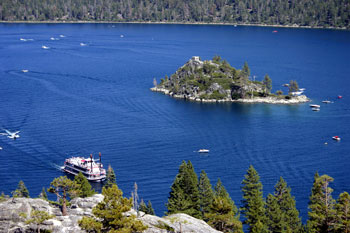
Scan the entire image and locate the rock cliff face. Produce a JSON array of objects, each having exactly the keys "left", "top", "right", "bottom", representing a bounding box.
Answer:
[
  {"left": 151, "top": 56, "right": 309, "bottom": 104},
  {"left": 0, "top": 196, "right": 221, "bottom": 233}
]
